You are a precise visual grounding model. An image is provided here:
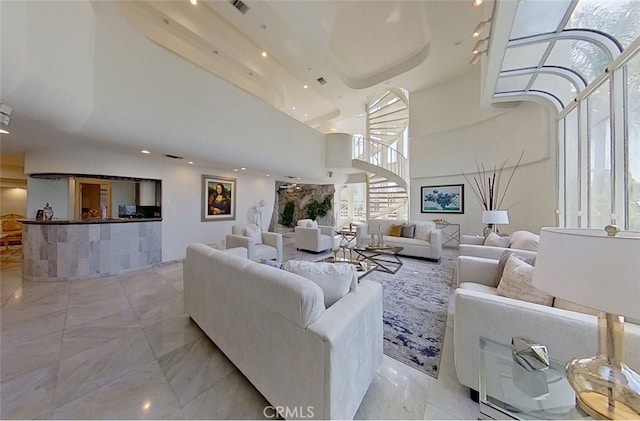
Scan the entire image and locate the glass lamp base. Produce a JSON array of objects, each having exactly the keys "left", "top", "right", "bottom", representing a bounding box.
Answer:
[{"left": 567, "top": 356, "right": 640, "bottom": 420}]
